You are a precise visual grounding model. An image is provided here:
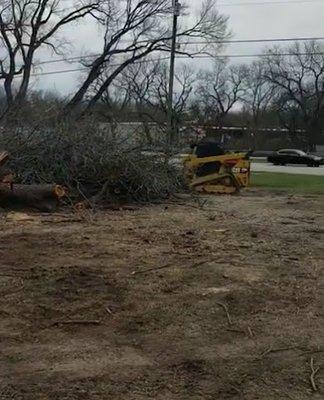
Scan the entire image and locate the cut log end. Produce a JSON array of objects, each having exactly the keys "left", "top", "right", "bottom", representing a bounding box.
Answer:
[
  {"left": 0, "top": 183, "right": 67, "bottom": 212},
  {"left": 54, "top": 185, "right": 66, "bottom": 199},
  {"left": 0, "top": 151, "right": 66, "bottom": 212},
  {"left": 74, "top": 201, "right": 90, "bottom": 212}
]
